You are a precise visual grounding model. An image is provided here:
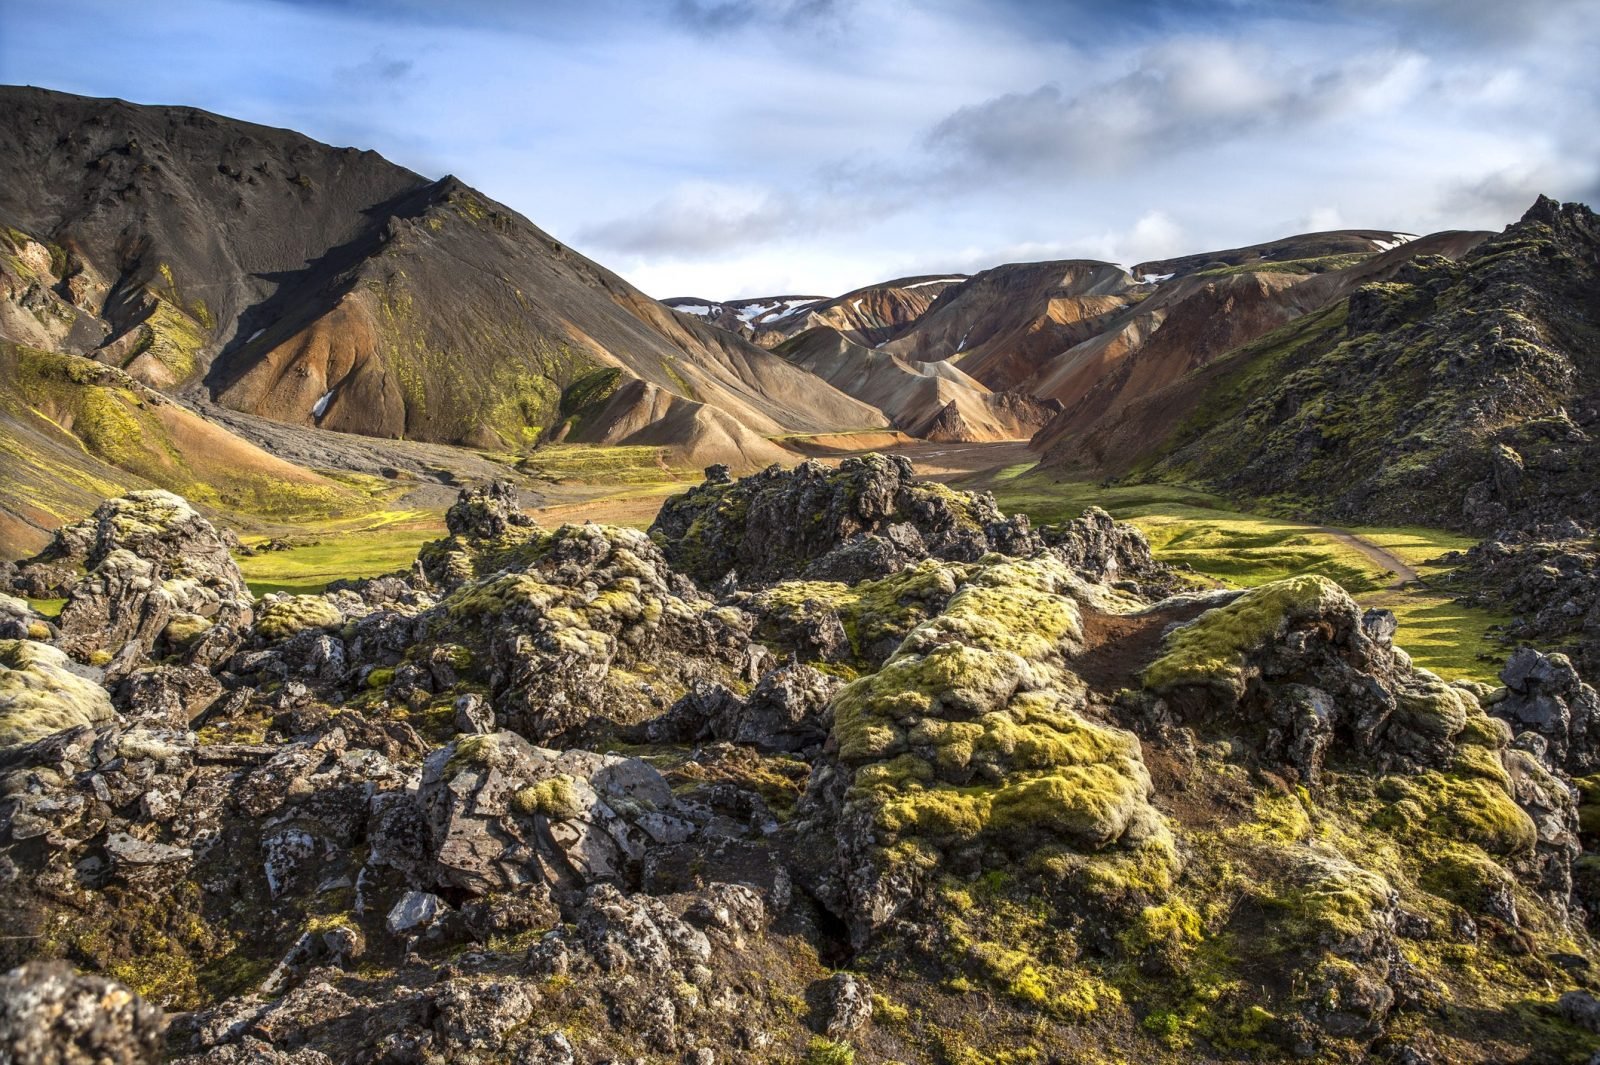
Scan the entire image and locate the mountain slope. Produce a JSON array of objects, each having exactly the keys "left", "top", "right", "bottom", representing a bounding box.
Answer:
[
  {"left": 0, "top": 86, "right": 884, "bottom": 460},
  {"left": 0, "top": 340, "right": 364, "bottom": 554},
  {"left": 882, "top": 261, "right": 1137, "bottom": 389},
  {"left": 1042, "top": 199, "right": 1600, "bottom": 532},
  {"left": 775, "top": 327, "right": 1059, "bottom": 441}
]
